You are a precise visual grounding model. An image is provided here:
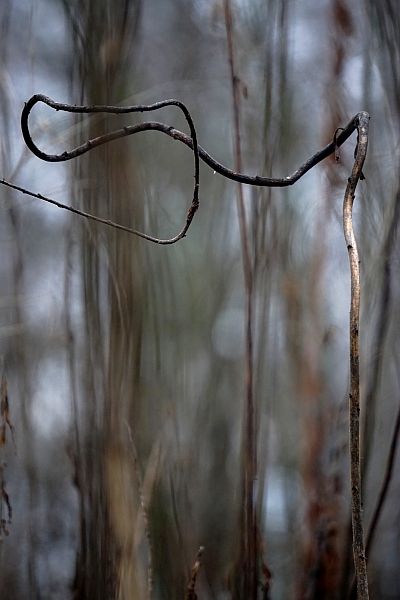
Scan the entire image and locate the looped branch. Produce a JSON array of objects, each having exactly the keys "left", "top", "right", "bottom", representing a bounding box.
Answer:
[
  {"left": 21, "top": 94, "right": 200, "bottom": 245},
  {"left": 21, "top": 95, "right": 369, "bottom": 243}
]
